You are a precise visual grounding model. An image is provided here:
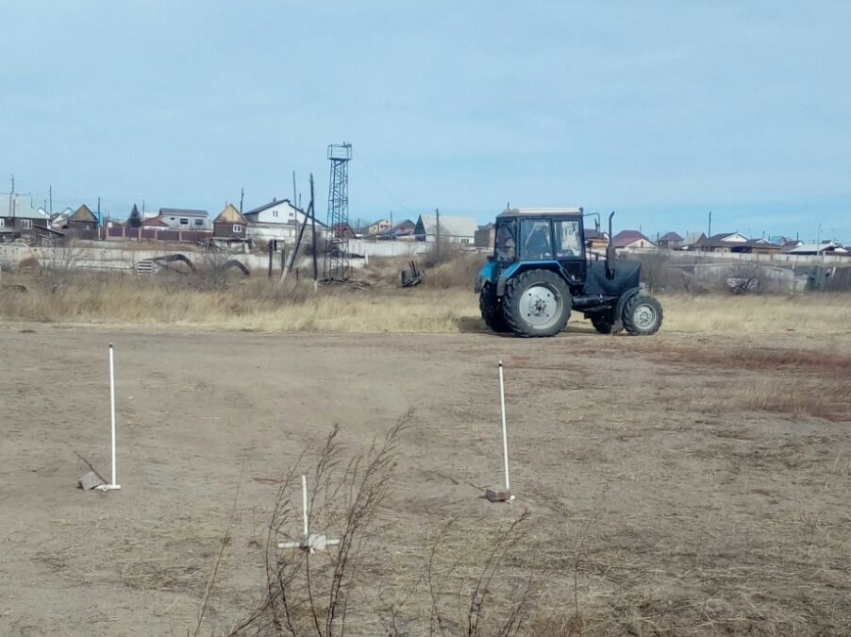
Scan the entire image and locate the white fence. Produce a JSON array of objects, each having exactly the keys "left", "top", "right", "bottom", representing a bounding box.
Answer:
[{"left": 622, "top": 247, "right": 851, "bottom": 266}]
